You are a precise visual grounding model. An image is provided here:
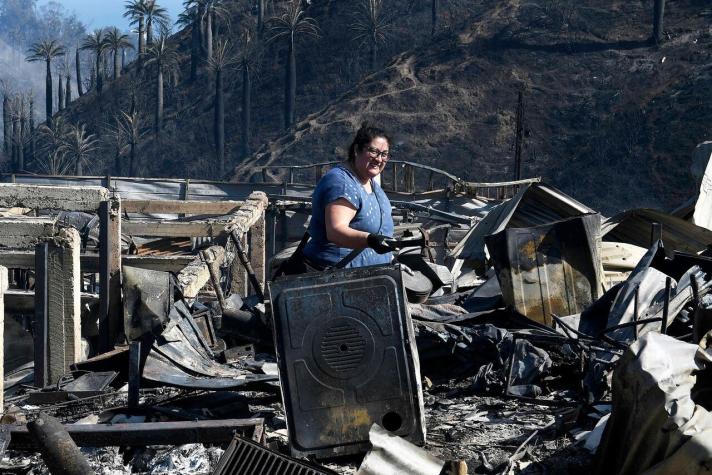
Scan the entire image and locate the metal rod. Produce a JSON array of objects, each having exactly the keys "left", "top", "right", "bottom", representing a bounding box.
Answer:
[
  {"left": 651, "top": 222, "right": 663, "bottom": 247},
  {"left": 230, "top": 230, "right": 265, "bottom": 303},
  {"left": 201, "top": 250, "right": 227, "bottom": 311},
  {"left": 127, "top": 341, "right": 141, "bottom": 408},
  {"left": 661, "top": 276, "right": 672, "bottom": 334},
  {"left": 633, "top": 284, "right": 639, "bottom": 340}
]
